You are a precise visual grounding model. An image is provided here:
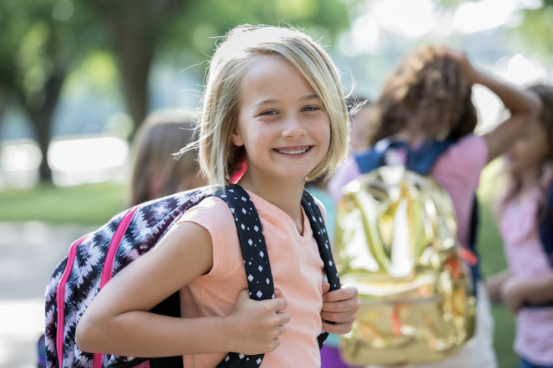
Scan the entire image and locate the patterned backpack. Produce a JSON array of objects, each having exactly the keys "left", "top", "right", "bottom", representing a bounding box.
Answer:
[{"left": 45, "top": 184, "right": 340, "bottom": 368}]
